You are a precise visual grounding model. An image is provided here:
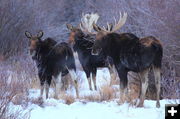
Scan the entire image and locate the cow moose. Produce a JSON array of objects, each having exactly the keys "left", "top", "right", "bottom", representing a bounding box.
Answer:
[
  {"left": 25, "top": 31, "right": 79, "bottom": 99},
  {"left": 66, "top": 13, "right": 116, "bottom": 90},
  {"left": 91, "top": 12, "right": 163, "bottom": 108}
]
